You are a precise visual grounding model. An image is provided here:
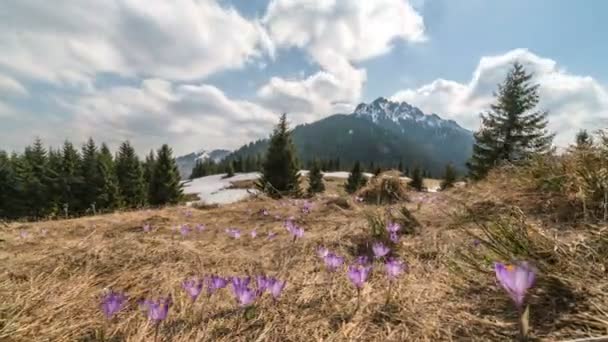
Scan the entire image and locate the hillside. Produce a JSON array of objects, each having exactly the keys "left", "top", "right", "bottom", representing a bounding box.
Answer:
[
  {"left": 2, "top": 165, "right": 608, "bottom": 341},
  {"left": 176, "top": 149, "right": 230, "bottom": 179}
]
